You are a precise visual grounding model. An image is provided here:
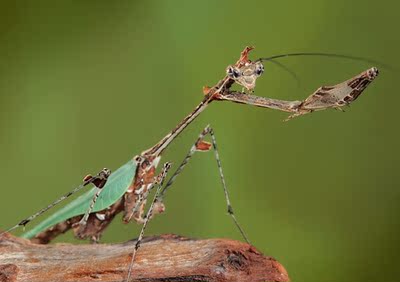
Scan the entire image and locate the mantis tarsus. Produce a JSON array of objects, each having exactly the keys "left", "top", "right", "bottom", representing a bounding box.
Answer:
[{"left": 1, "top": 46, "right": 380, "bottom": 281}]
